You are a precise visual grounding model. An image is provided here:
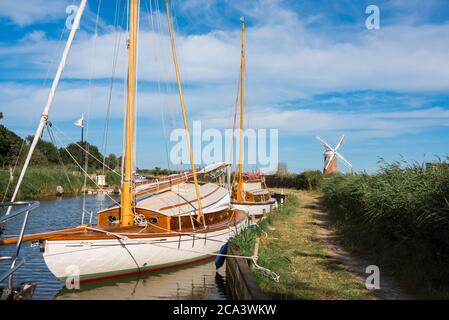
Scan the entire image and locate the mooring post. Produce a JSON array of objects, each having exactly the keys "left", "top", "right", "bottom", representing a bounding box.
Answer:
[{"left": 253, "top": 237, "right": 260, "bottom": 262}]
